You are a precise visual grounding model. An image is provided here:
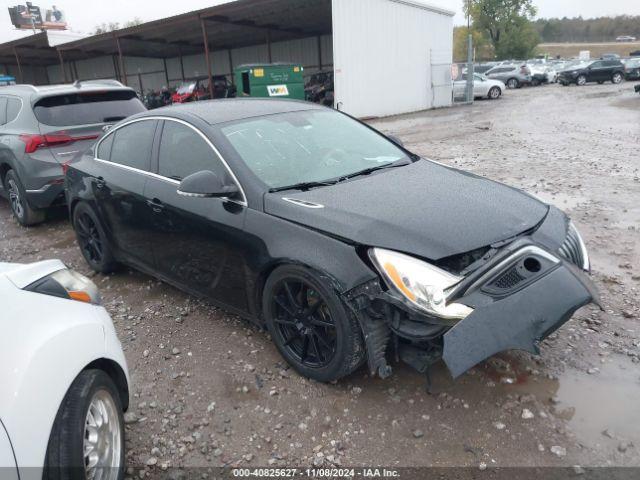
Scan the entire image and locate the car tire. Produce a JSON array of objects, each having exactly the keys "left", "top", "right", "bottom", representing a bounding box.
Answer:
[
  {"left": 612, "top": 72, "right": 623, "bottom": 84},
  {"left": 506, "top": 78, "right": 519, "bottom": 89},
  {"left": 488, "top": 87, "right": 501, "bottom": 100},
  {"left": 576, "top": 75, "right": 587, "bottom": 86},
  {"left": 72, "top": 202, "right": 118, "bottom": 274},
  {"left": 44, "top": 370, "right": 125, "bottom": 480},
  {"left": 4, "top": 169, "right": 46, "bottom": 227},
  {"left": 263, "top": 265, "right": 365, "bottom": 383}
]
